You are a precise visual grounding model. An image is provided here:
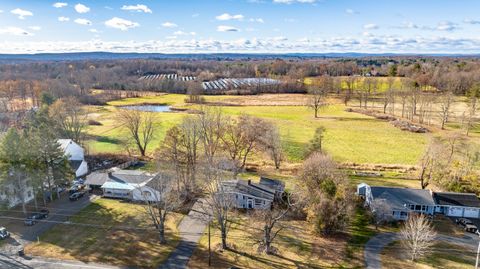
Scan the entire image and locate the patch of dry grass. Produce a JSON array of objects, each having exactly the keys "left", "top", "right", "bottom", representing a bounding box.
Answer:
[{"left": 25, "top": 199, "right": 183, "bottom": 268}]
